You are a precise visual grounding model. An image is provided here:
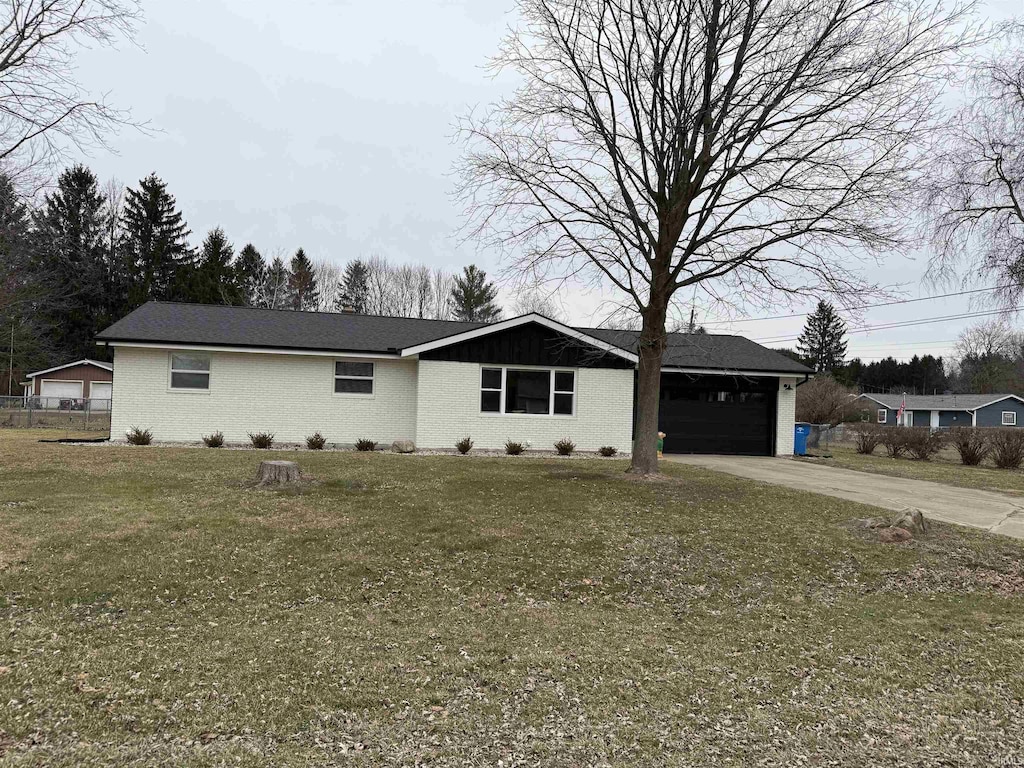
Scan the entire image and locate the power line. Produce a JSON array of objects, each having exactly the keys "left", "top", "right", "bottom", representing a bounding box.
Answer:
[
  {"left": 704, "top": 284, "right": 1020, "bottom": 326},
  {"left": 754, "top": 306, "right": 1021, "bottom": 345}
]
